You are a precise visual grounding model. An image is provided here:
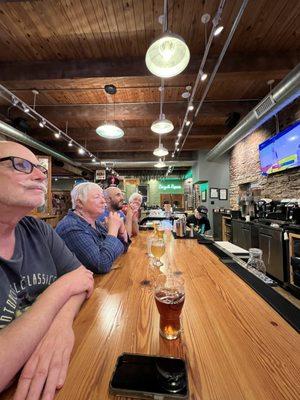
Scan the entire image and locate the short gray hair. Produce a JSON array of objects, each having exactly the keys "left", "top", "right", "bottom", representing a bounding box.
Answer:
[
  {"left": 128, "top": 192, "right": 143, "bottom": 203},
  {"left": 71, "top": 182, "right": 102, "bottom": 209}
]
